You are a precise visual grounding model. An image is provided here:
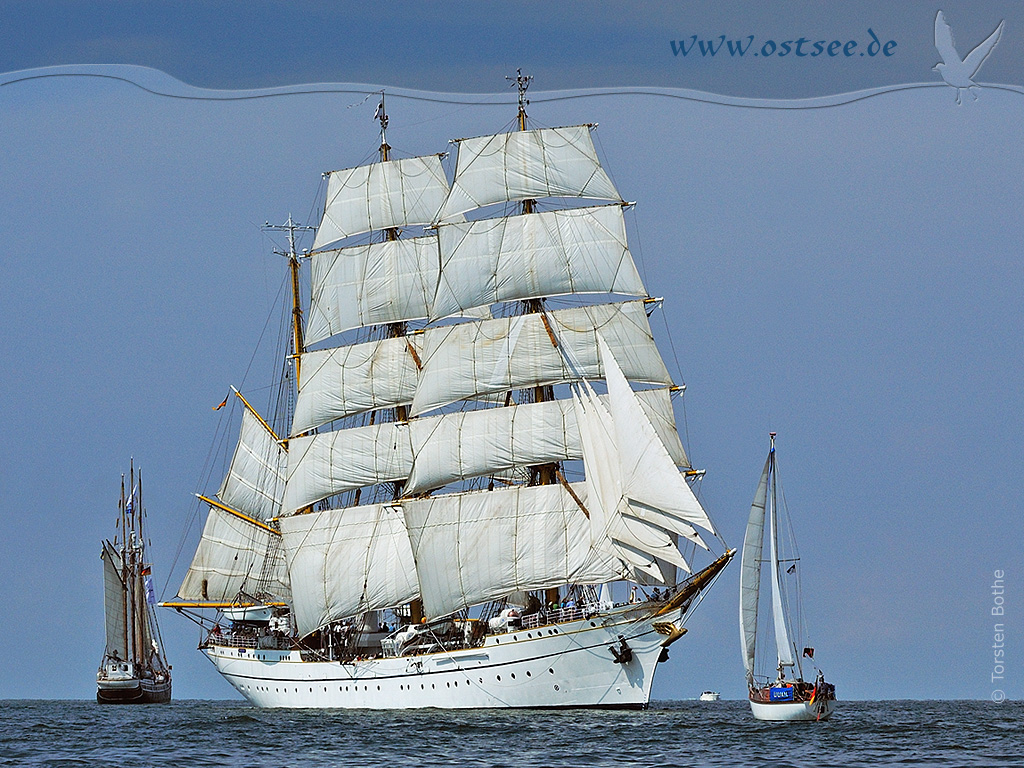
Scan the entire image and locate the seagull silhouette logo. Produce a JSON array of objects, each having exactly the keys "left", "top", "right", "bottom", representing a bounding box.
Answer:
[{"left": 933, "top": 10, "right": 1004, "bottom": 104}]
